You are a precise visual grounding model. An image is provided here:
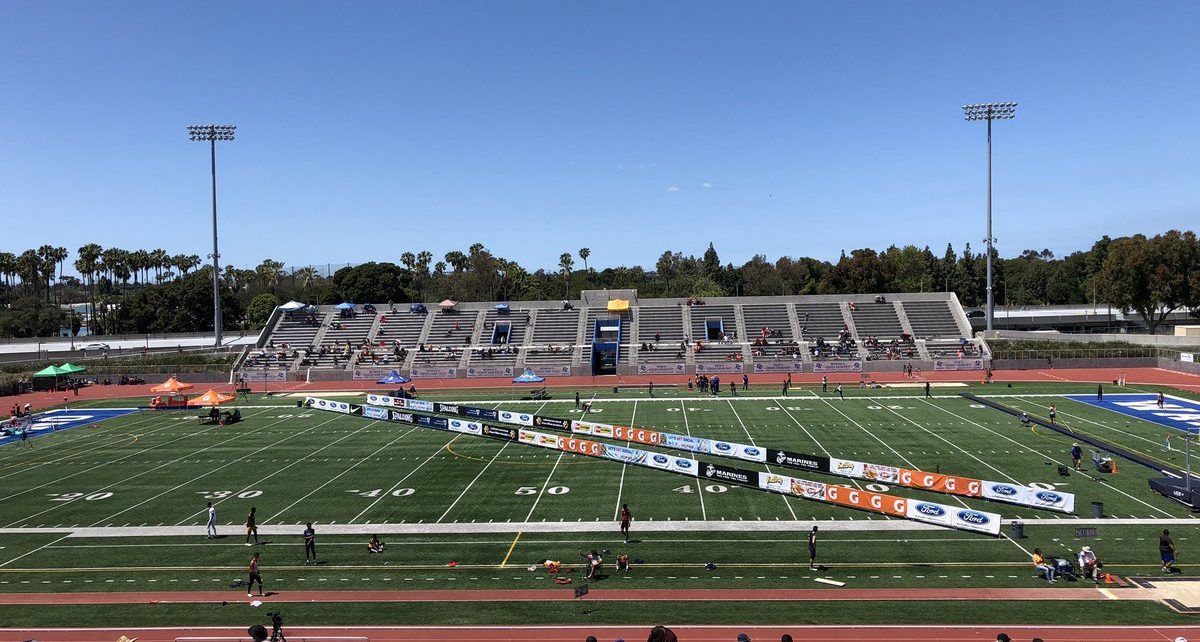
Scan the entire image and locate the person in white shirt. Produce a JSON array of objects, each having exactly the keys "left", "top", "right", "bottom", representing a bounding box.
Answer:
[
  {"left": 1078, "top": 545, "right": 1099, "bottom": 582},
  {"left": 206, "top": 501, "right": 217, "bottom": 539}
]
